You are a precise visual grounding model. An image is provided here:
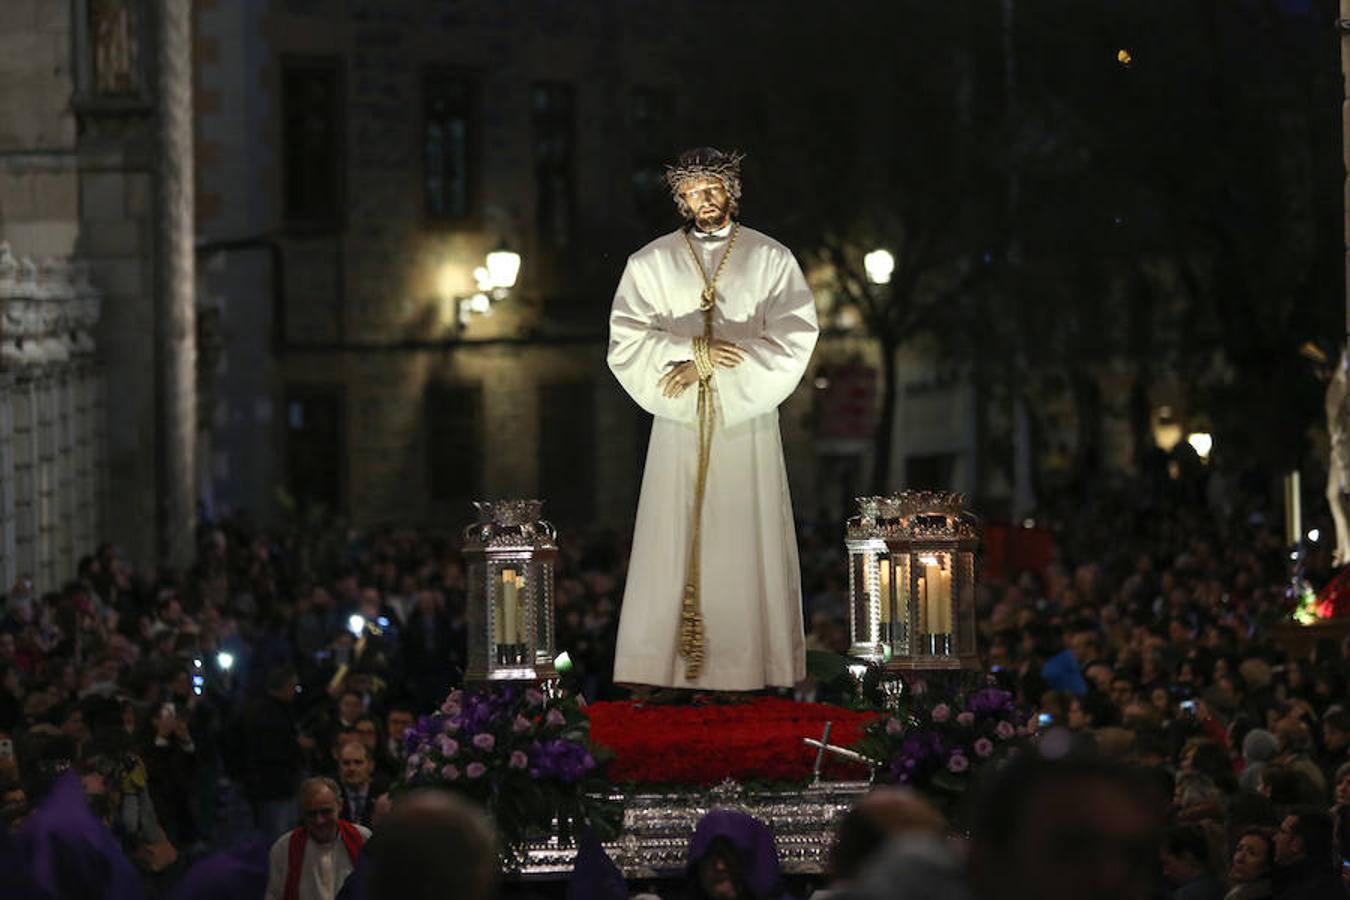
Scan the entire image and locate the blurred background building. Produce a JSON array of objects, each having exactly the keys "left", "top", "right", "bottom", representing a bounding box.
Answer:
[{"left": 0, "top": 0, "right": 1343, "bottom": 581}]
